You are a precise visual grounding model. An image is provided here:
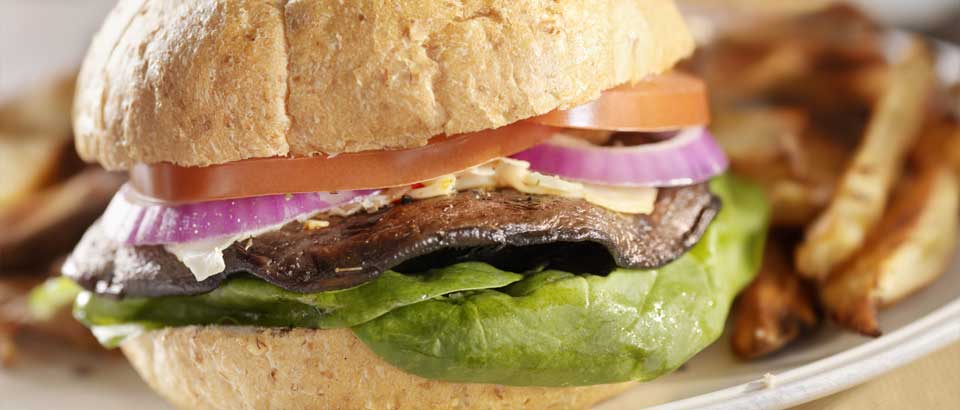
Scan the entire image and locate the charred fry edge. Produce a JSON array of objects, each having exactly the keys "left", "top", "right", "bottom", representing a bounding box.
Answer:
[
  {"left": 732, "top": 237, "right": 820, "bottom": 359},
  {"left": 819, "top": 162, "right": 959, "bottom": 336},
  {"left": 796, "top": 39, "right": 935, "bottom": 280}
]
